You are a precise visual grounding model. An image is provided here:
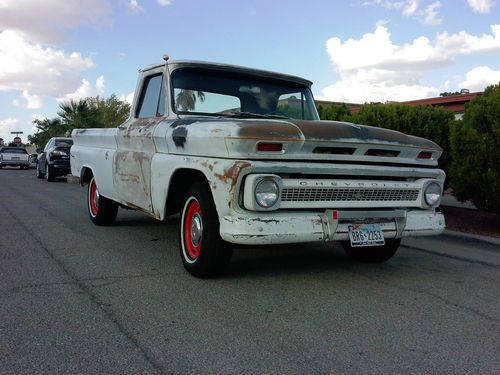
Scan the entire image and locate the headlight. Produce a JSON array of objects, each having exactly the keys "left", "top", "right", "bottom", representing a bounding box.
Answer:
[
  {"left": 255, "top": 179, "right": 279, "bottom": 208},
  {"left": 424, "top": 182, "right": 442, "bottom": 206}
]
